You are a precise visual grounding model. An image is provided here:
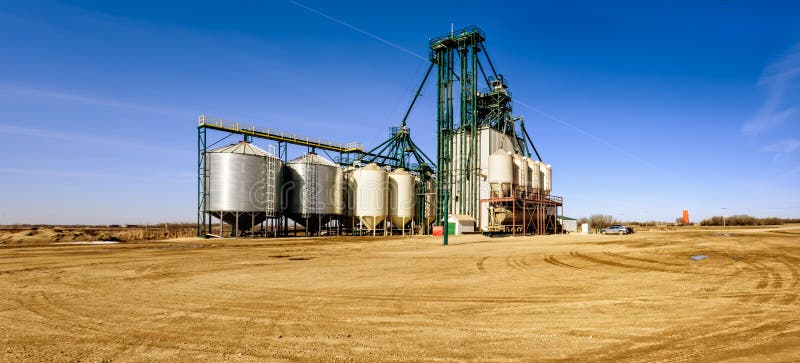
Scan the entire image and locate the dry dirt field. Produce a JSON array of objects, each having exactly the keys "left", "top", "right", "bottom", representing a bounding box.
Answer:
[{"left": 1, "top": 226, "right": 799, "bottom": 362}]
